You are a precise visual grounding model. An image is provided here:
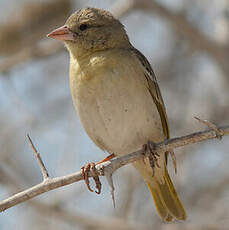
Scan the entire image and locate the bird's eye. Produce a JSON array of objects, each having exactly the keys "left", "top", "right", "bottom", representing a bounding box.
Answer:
[{"left": 79, "top": 24, "right": 88, "bottom": 31}]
